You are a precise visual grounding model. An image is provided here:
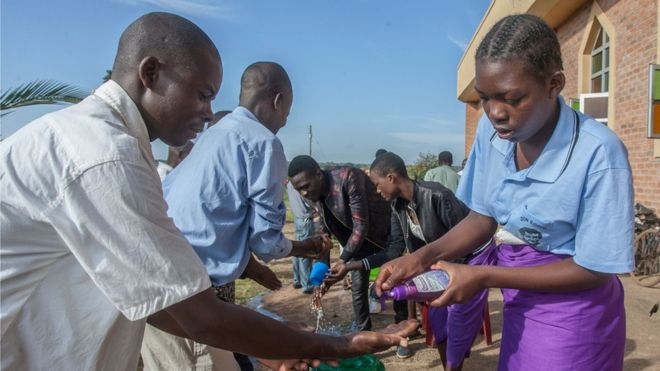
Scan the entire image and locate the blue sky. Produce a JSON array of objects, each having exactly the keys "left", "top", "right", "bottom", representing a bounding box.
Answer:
[{"left": 1, "top": 0, "right": 489, "bottom": 164}]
